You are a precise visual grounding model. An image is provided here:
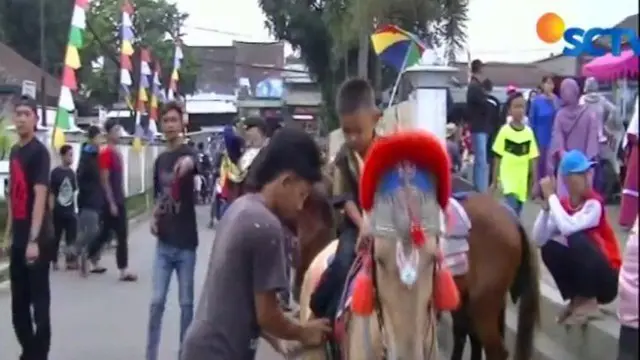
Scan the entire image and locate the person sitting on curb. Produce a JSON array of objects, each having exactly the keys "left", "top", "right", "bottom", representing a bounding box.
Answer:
[{"left": 533, "top": 149, "right": 622, "bottom": 324}]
